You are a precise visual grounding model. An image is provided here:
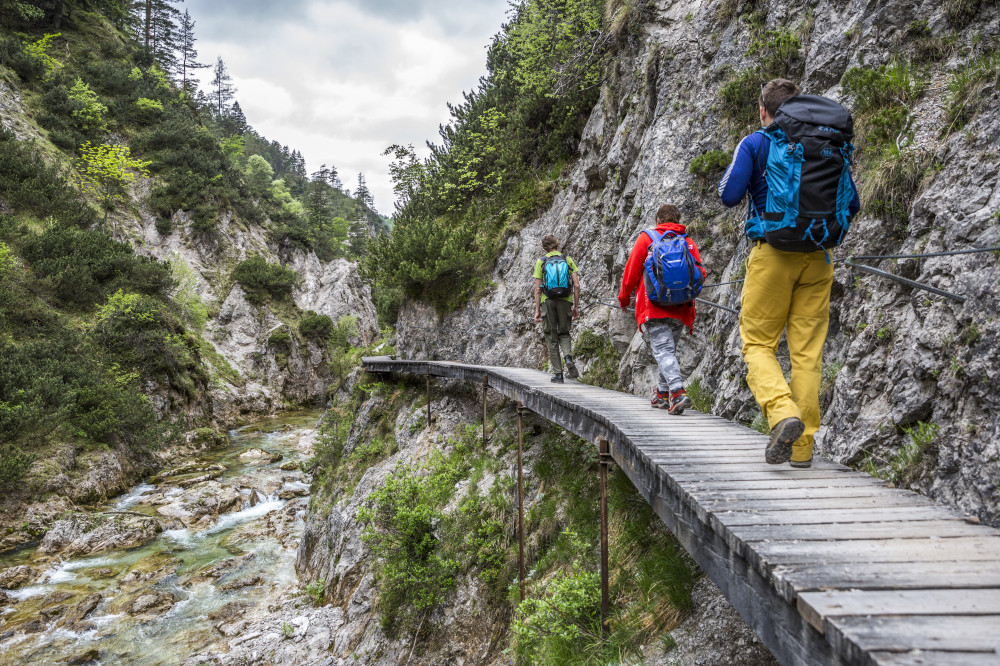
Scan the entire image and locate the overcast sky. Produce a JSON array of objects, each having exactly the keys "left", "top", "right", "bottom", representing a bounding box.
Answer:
[{"left": 184, "top": 0, "right": 511, "bottom": 215}]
